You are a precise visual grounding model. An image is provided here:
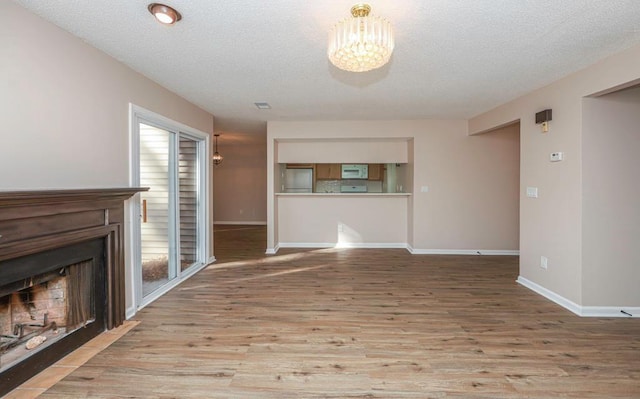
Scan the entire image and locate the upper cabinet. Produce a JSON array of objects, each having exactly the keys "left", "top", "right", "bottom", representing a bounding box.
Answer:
[
  {"left": 315, "top": 164, "right": 341, "bottom": 180},
  {"left": 368, "top": 164, "right": 383, "bottom": 181},
  {"left": 286, "top": 163, "right": 314, "bottom": 169},
  {"left": 314, "top": 163, "right": 383, "bottom": 180}
]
